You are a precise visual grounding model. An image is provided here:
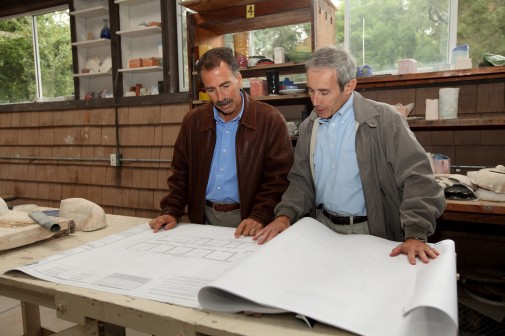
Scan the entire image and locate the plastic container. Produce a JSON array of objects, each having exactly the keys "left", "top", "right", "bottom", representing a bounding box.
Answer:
[
  {"left": 438, "top": 88, "right": 459, "bottom": 119},
  {"left": 280, "top": 77, "right": 295, "bottom": 90}
]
